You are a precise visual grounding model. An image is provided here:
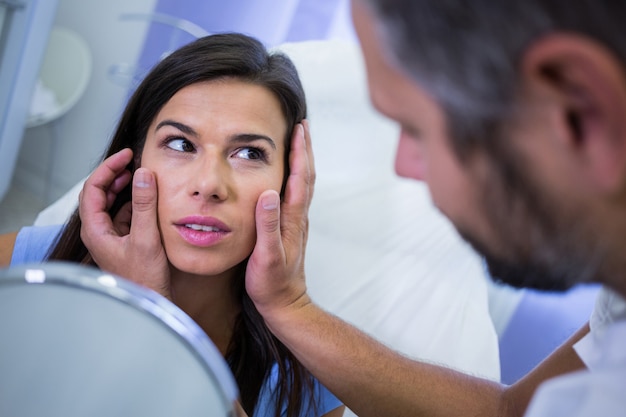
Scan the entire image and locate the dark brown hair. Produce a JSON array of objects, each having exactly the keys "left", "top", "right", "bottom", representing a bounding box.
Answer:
[{"left": 47, "top": 33, "right": 314, "bottom": 417}]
